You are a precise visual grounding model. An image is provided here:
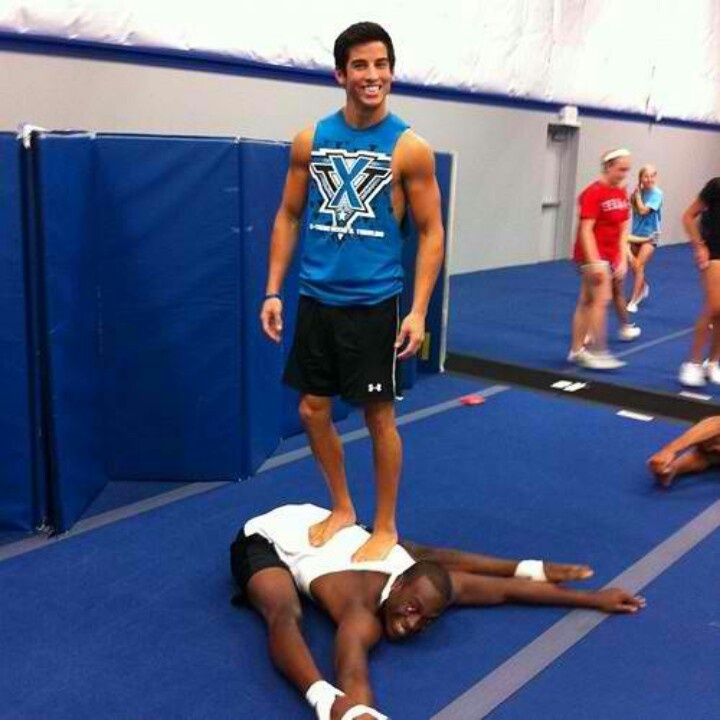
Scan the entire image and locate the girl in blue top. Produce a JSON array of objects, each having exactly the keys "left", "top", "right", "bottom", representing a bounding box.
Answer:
[{"left": 627, "top": 165, "right": 663, "bottom": 312}]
